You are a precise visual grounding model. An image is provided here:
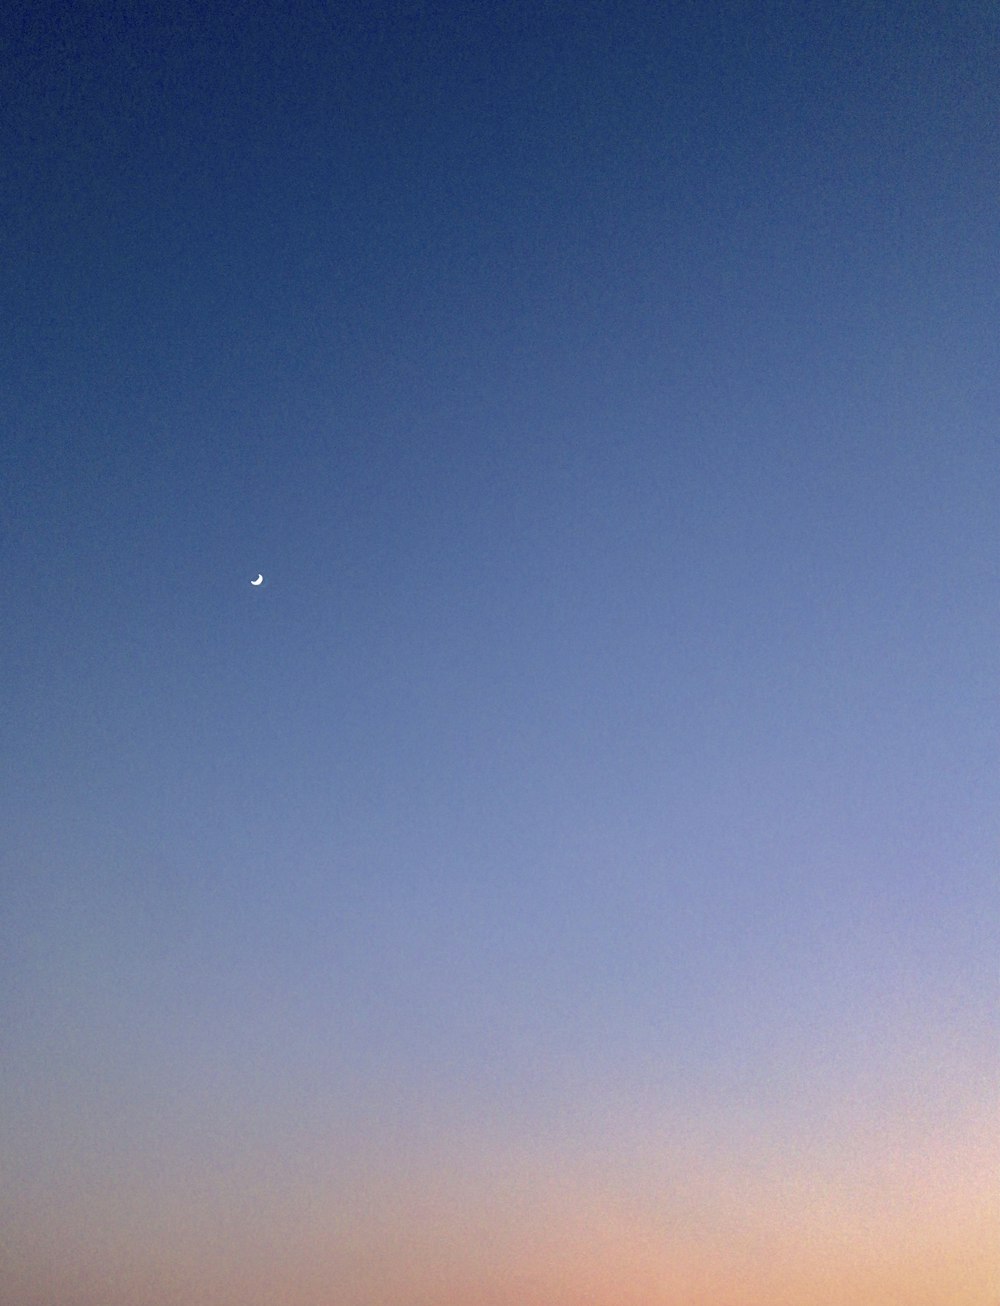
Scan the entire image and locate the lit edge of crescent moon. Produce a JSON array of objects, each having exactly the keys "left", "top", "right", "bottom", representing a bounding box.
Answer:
[{"left": 251, "top": 574, "right": 264, "bottom": 586}]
